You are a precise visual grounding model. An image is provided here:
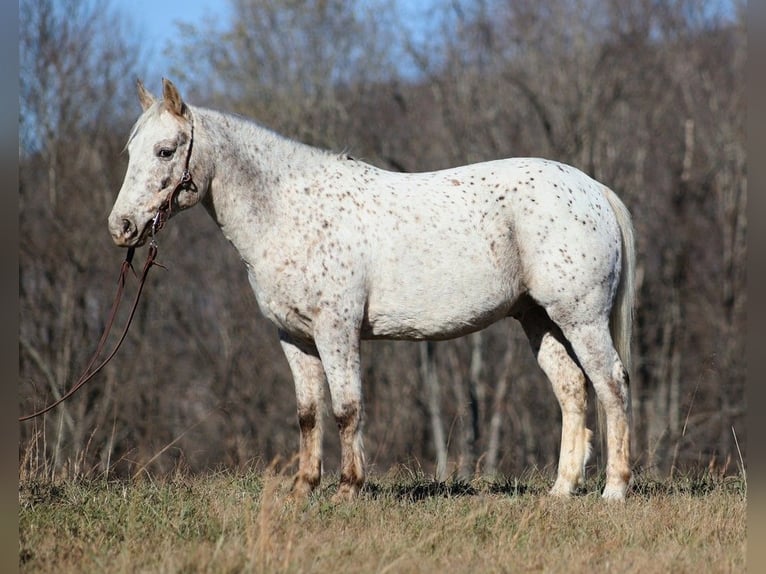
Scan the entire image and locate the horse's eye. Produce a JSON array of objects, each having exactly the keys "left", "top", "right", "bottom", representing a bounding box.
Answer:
[{"left": 158, "top": 148, "right": 175, "bottom": 159}]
